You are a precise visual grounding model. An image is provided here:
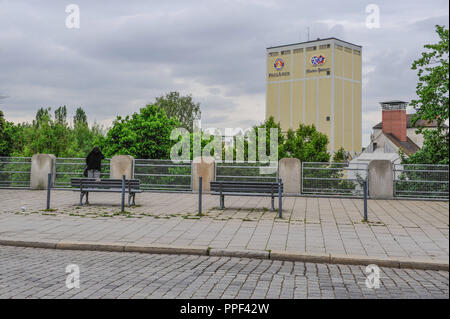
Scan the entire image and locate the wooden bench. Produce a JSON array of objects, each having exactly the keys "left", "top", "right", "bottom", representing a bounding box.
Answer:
[
  {"left": 210, "top": 180, "right": 283, "bottom": 215},
  {"left": 70, "top": 178, "right": 142, "bottom": 206}
]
